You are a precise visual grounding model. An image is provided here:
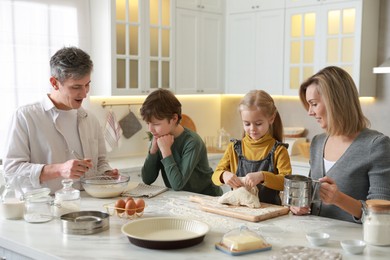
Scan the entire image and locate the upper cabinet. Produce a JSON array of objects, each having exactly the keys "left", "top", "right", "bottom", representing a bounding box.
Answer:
[
  {"left": 175, "top": 0, "right": 224, "bottom": 94},
  {"left": 284, "top": 0, "right": 380, "bottom": 96},
  {"left": 228, "top": 0, "right": 285, "bottom": 14},
  {"left": 225, "top": 0, "right": 285, "bottom": 95},
  {"left": 90, "top": 0, "right": 173, "bottom": 96},
  {"left": 285, "top": 0, "right": 352, "bottom": 8},
  {"left": 91, "top": 0, "right": 380, "bottom": 97},
  {"left": 176, "top": 0, "right": 224, "bottom": 13}
]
